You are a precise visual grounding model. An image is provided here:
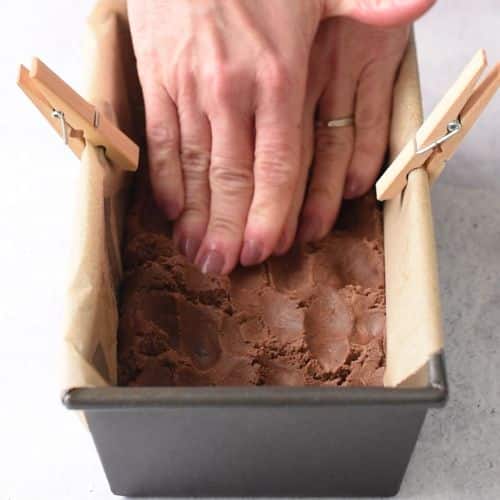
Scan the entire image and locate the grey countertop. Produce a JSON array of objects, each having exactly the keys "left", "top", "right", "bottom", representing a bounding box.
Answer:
[{"left": 0, "top": 1, "right": 498, "bottom": 498}]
